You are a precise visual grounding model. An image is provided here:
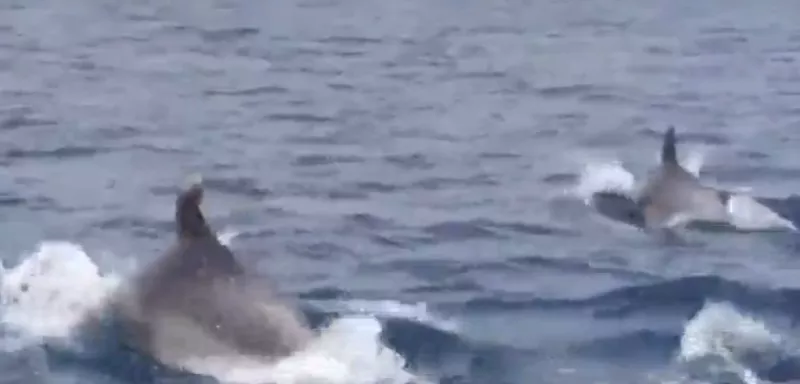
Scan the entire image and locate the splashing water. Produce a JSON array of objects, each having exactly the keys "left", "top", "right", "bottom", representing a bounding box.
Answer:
[
  {"left": 678, "top": 301, "right": 784, "bottom": 384},
  {"left": 0, "top": 239, "right": 434, "bottom": 384}
]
